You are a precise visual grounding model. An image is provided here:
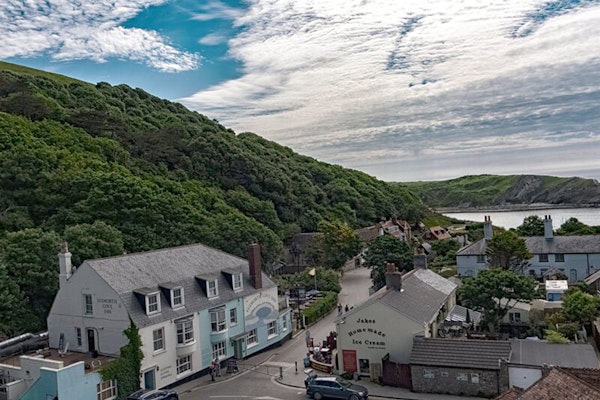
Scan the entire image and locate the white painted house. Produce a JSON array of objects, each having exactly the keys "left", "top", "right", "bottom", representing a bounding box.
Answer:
[
  {"left": 47, "top": 242, "right": 291, "bottom": 393},
  {"left": 335, "top": 256, "right": 457, "bottom": 387},
  {"left": 456, "top": 216, "right": 600, "bottom": 282}
]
